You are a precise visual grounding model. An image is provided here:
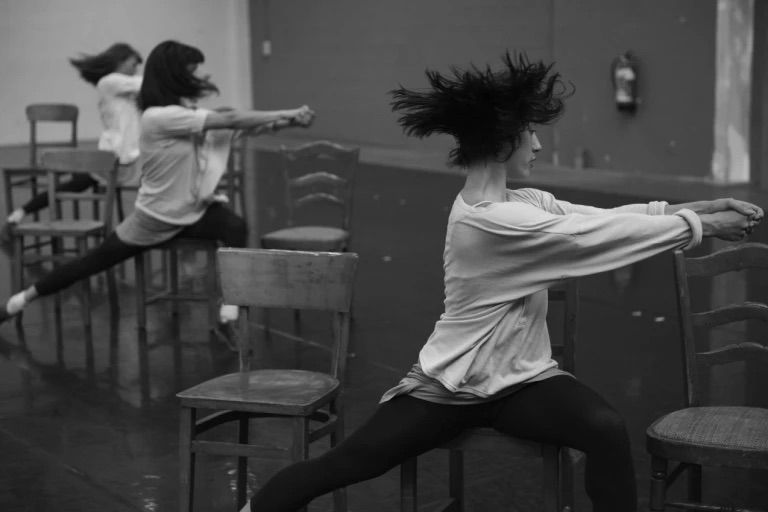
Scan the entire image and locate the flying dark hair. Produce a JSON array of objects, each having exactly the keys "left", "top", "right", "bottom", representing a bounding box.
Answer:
[
  {"left": 390, "top": 52, "right": 573, "bottom": 167},
  {"left": 69, "top": 43, "right": 142, "bottom": 86},
  {"left": 139, "top": 40, "right": 219, "bottom": 110}
]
